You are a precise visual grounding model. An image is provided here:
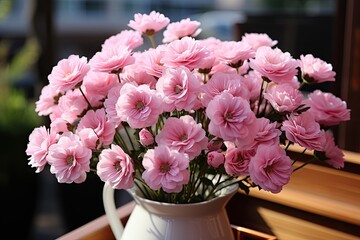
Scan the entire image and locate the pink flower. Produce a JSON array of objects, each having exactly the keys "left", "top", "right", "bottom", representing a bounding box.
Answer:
[
  {"left": 216, "top": 40, "right": 255, "bottom": 68},
  {"left": 305, "top": 90, "right": 350, "bottom": 126},
  {"left": 242, "top": 70, "right": 263, "bottom": 102},
  {"left": 207, "top": 137, "right": 223, "bottom": 152},
  {"left": 163, "top": 18, "right": 201, "bottom": 43},
  {"left": 201, "top": 72, "right": 250, "bottom": 107},
  {"left": 102, "top": 30, "right": 143, "bottom": 50},
  {"left": 298, "top": 54, "right": 336, "bottom": 83},
  {"left": 320, "top": 131, "right": 345, "bottom": 169},
  {"left": 264, "top": 84, "right": 304, "bottom": 113},
  {"left": 104, "top": 84, "right": 123, "bottom": 128},
  {"left": 47, "top": 132, "right": 92, "bottom": 183},
  {"left": 155, "top": 115, "right": 208, "bottom": 160},
  {"left": 97, "top": 144, "right": 134, "bottom": 189},
  {"left": 35, "top": 84, "right": 60, "bottom": 116},
  {"left": 156, "top": 66, "right": 201, "bottom": 112},
  {"left": 122, "top": 64, "right": 157, "bottom": 89},
  {"left": 247, "top": 117, "right": 281, "bottom": 150},
  {"left": 206, "top": 92, "right": 257, "bottom": 145},
  {"left": 139, "top": 128, "right": 154, "bottom": 147},
  {"left": 160, "top": 36, "right": 209, "bottom": 70},
  {"left": 116, "top": 83, "right": 163, "bottom": 129},
  {"left": 241, "top": 33, "right": 278, "bottom": 50},
  {"left": 207, "top": 151, "right": 225, "bottom": 168},
  {"left": 77, "top": 109, "right": 116, "bottom": 149},
  {"left": 26, "top": 126, "right": 58, "bottom": 173},
  {"left": 128, "top": 11, "right": 170, "bottom": 36},
  {"left": 135, "top": 46, "right": 166, "bottom": 78},
  {"left": 57, "top": 89, "right": 88, "bottom": 125},
  {"left": 89, "top": 44, "right": 135, "bottom": 74},
  {"left": 249, "top": 46, "right": 298, "bottom": 84},
  {"left": 281, "top": 112, "right": 325, "bottom": 151},
  {"left": 142, "top": 145, "right": 190, "bottom": 193},
  {"left": 224, "top": 146, "right": 255, "bottom": 176},
  {"left": 48, "top": 54, "right": 90, "bottom": 93},
  {"left": 82, "top": 71, "right": 118, "bottom": 108},
  {"left": 249, "top": 144, "right": 292, "bottom": 193}
]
